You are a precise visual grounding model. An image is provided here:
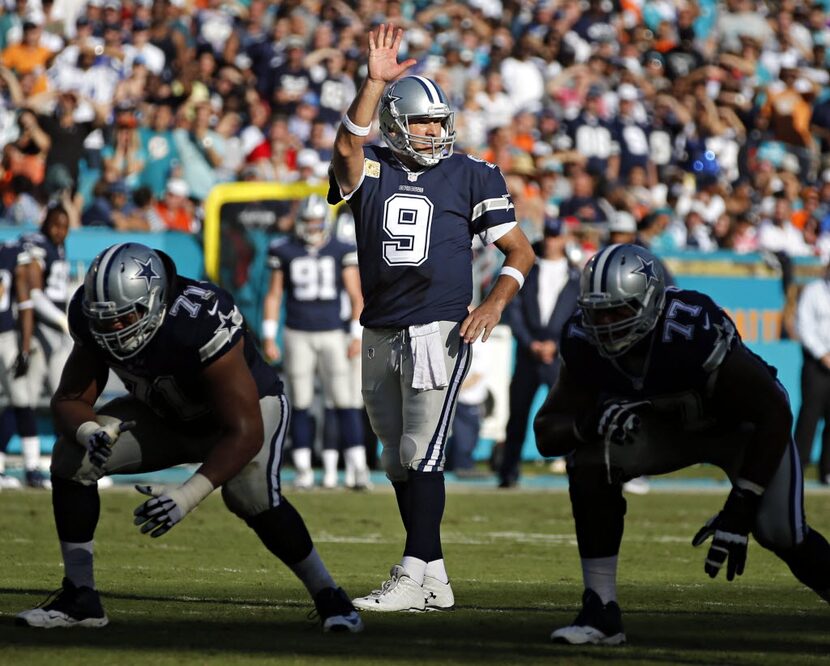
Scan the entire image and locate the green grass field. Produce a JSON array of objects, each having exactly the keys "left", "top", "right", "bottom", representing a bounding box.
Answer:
[{"left": 3, "top": 485, "right": 829, "bottom": 665}]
